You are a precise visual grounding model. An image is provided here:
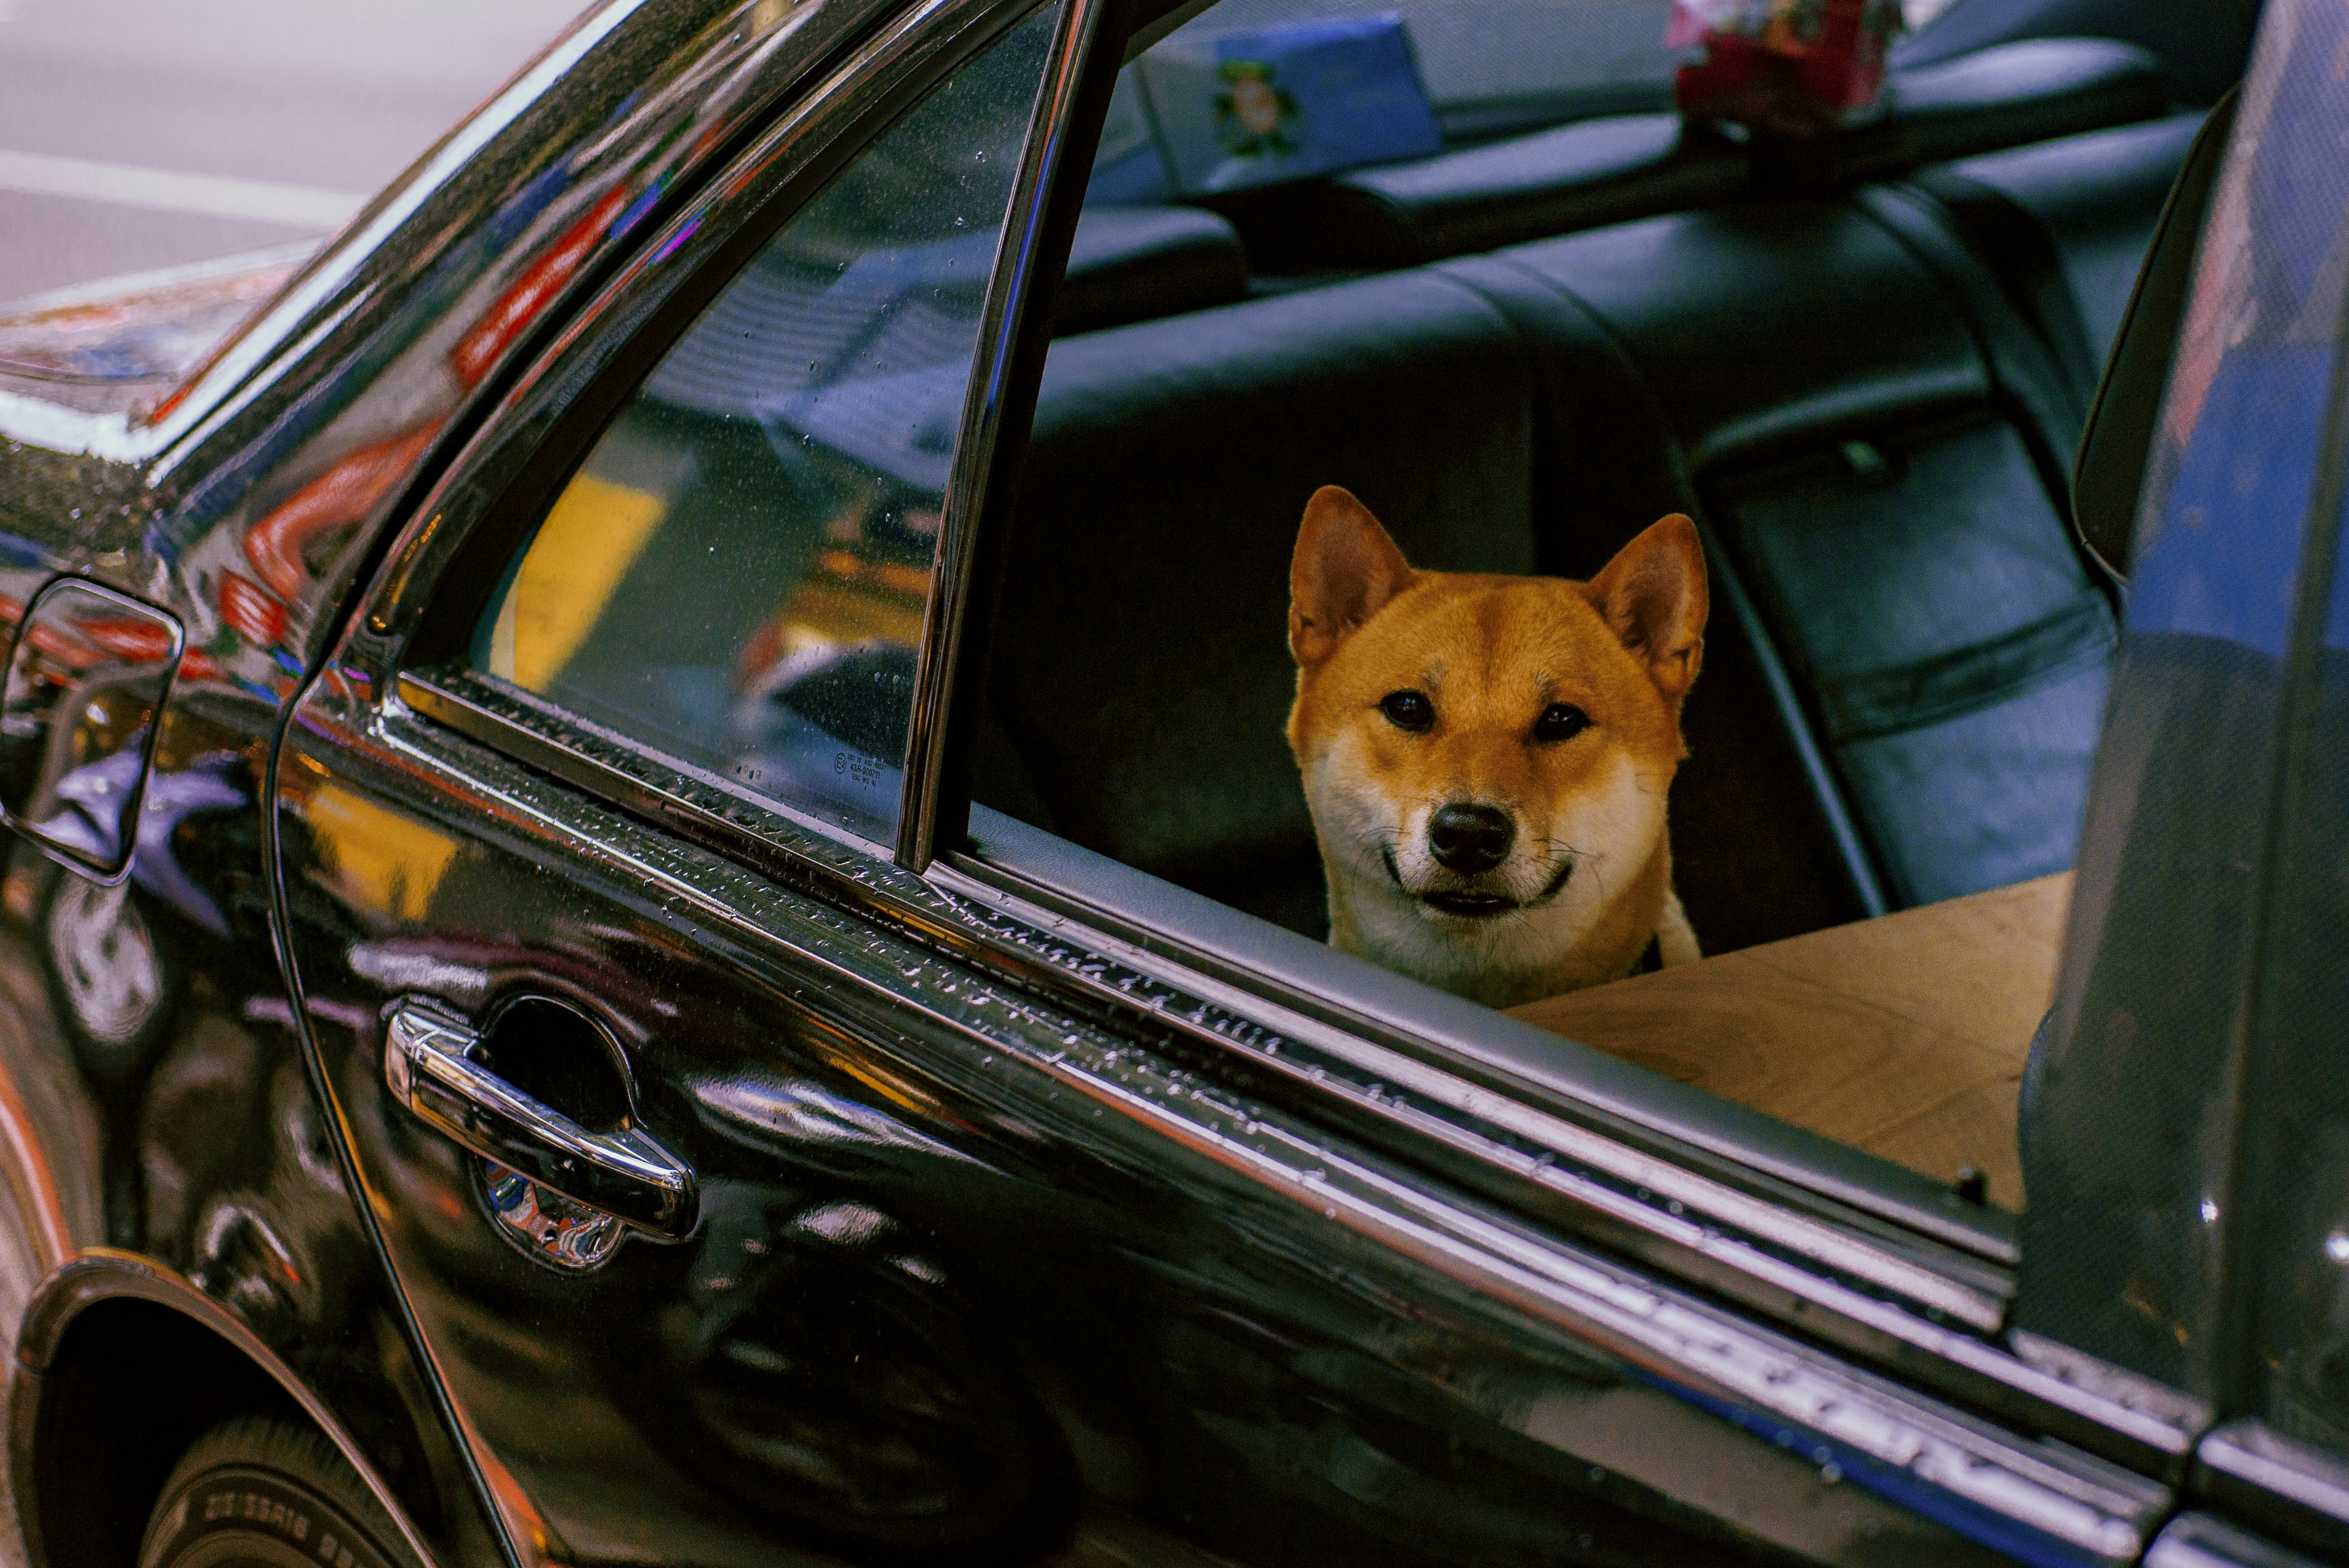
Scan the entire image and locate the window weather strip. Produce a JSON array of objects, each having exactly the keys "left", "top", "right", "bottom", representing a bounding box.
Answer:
[{"left": 896, "top": 0, "right": 1110, "bottom": 870}]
